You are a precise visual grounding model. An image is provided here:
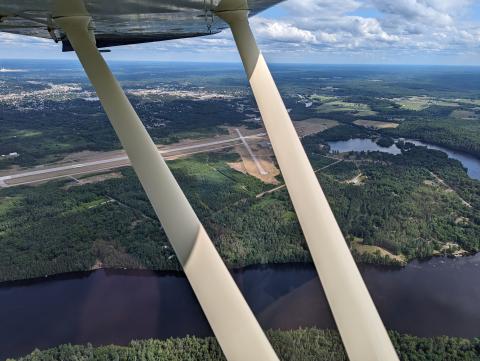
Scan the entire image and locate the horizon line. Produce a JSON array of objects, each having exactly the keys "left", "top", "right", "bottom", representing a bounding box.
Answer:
[{"left": 1, "top": 58, "right": 479, "bottom": 67}]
